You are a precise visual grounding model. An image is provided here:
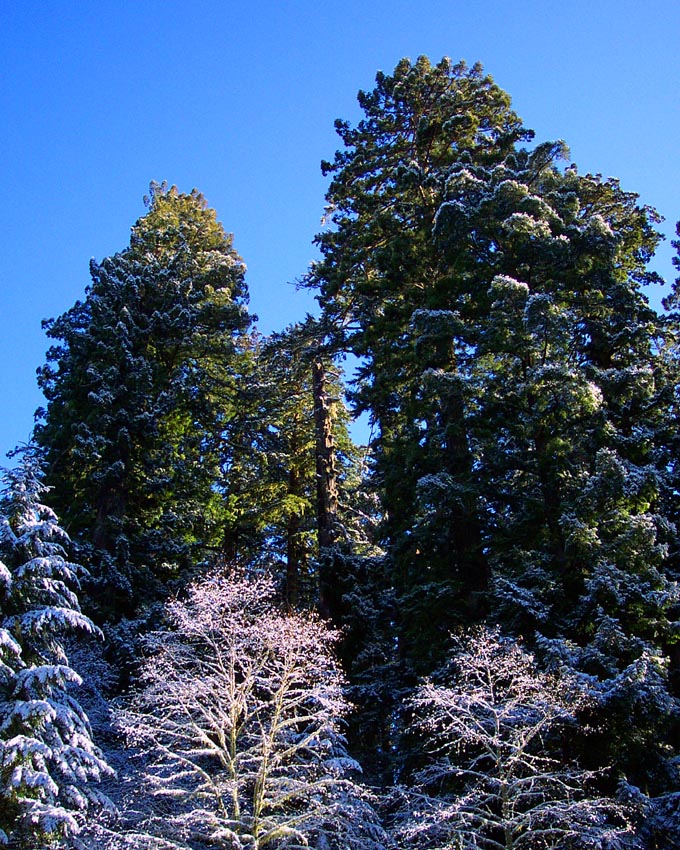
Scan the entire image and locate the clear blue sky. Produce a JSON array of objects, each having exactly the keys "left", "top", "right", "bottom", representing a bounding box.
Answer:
[{"left": 1, "top": 0, "right": 678, "bottom": 460}]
